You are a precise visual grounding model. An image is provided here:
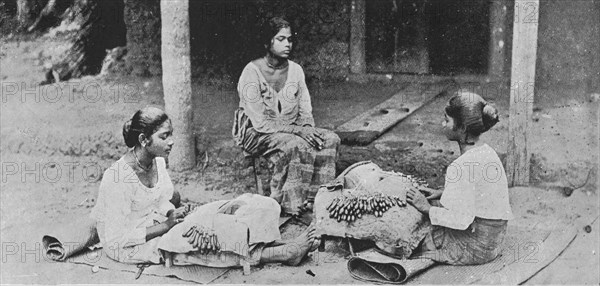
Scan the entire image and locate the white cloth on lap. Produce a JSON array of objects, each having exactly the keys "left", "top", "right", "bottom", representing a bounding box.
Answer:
[{"left": 158, "top": 194, "right": 281, "bottom": 257}]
